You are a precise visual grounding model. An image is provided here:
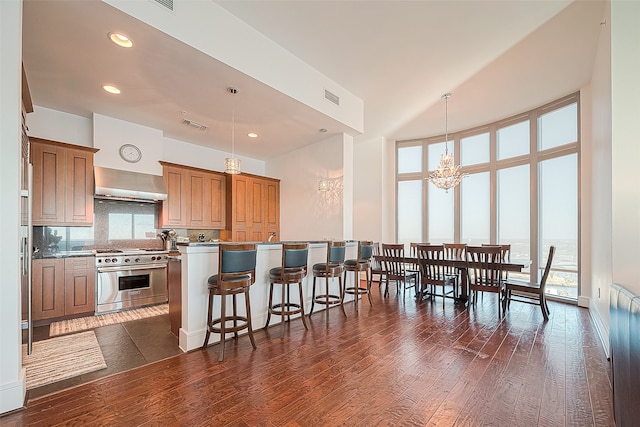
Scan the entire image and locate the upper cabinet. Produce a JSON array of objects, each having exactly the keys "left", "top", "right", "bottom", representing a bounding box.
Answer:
[
  {"left": 30, "top": 138, "right": 97, "bottom": 226},
  {"left": 223, "top": 173, "right": 280, "bottom": 242},
  {"left": 159, "top": 162, "right": 226, "bottom": 229}
]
